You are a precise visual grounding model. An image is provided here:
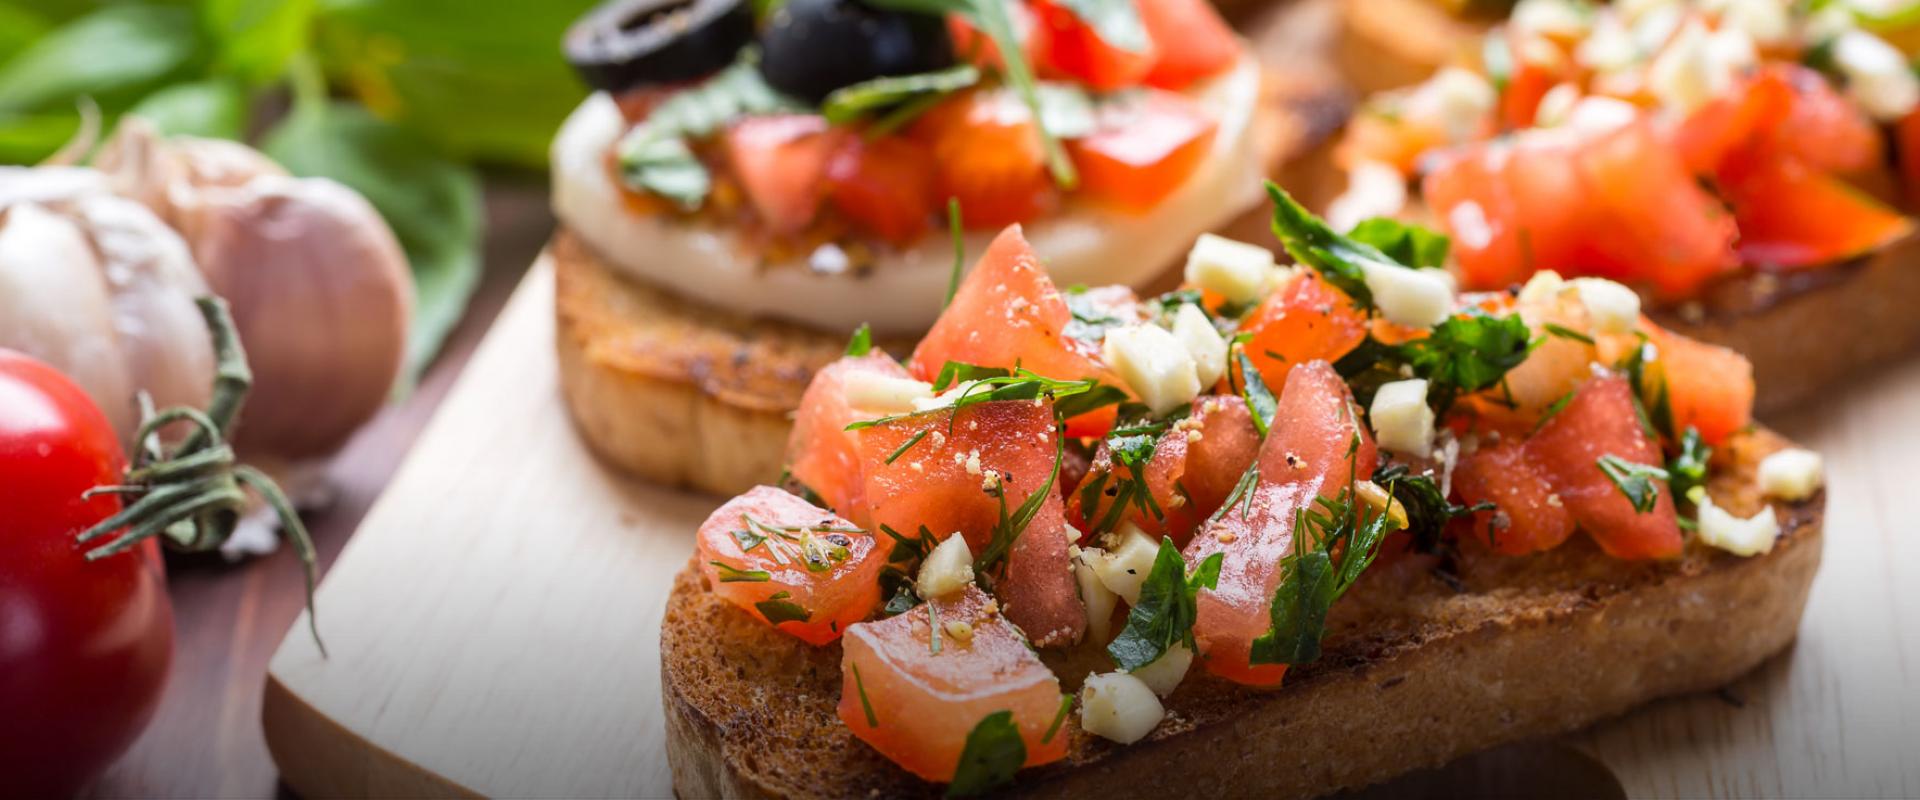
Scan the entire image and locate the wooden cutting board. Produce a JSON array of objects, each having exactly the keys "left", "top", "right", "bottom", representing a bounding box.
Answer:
[{"left": 261, "top": 253, "right": 1920, "bottom": 798}]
